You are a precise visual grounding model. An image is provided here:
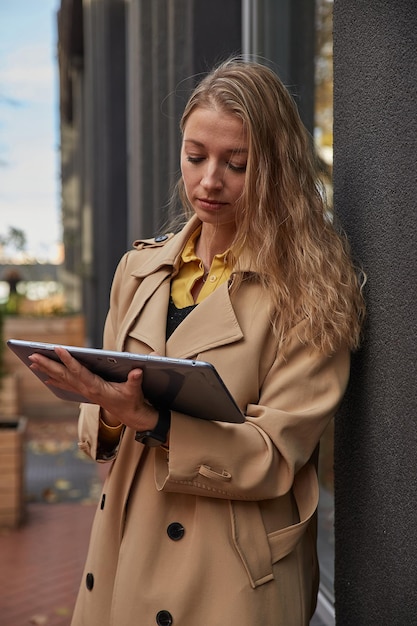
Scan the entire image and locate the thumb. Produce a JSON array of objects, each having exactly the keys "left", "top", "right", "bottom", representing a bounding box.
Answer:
[{"left": 127, "top": 368, "right": 143, "bottom": 383}]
